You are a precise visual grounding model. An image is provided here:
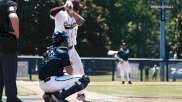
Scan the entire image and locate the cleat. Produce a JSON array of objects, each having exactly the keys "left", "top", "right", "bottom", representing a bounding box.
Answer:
[
  {"left": 128, "top": 81, "right": 132, "bottom": 84},
  {"left": 43, "top": 93, "right": 51, "bottom": 102},
  {"left": 77, "top": 94, "right": 90, "bottom": 102}
]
